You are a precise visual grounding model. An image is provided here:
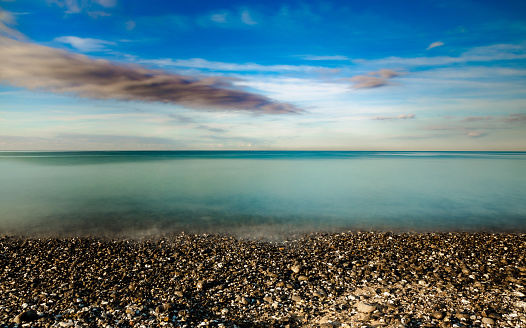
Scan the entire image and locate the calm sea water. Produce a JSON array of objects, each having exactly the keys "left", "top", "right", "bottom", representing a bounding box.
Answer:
[{"left": 0, "top": 151, "right": 525, "bottom": 237}]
